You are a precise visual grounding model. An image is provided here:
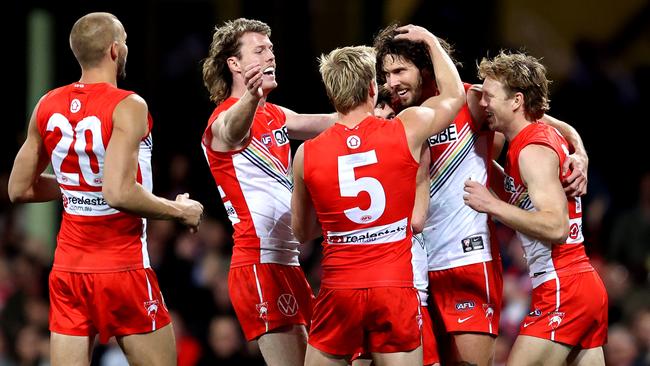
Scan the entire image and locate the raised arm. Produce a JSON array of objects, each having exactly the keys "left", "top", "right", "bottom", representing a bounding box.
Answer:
[
  {"left": 464, "top": 145, "right": 569, "bottom": 243},
  {"left": 103, "top": 95, "right": 203, "bottom": 231},
  {"left": 8, "top": 98, "right": 61, "bottom": 203},
  {"left": 208, "top": 63, "right": 264, "bottom": 151},
  {"left": 540, "top": 114, "right": 588, "bottom": 196},
  {"left": 394, "top": 25, "right": 465, "bottom": 154},
  {"left": 282, "top": 106, "right": 336, "bottom": 140},
  {"left": 291, "top": 144, "right": 321, "bottom": 243}
]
